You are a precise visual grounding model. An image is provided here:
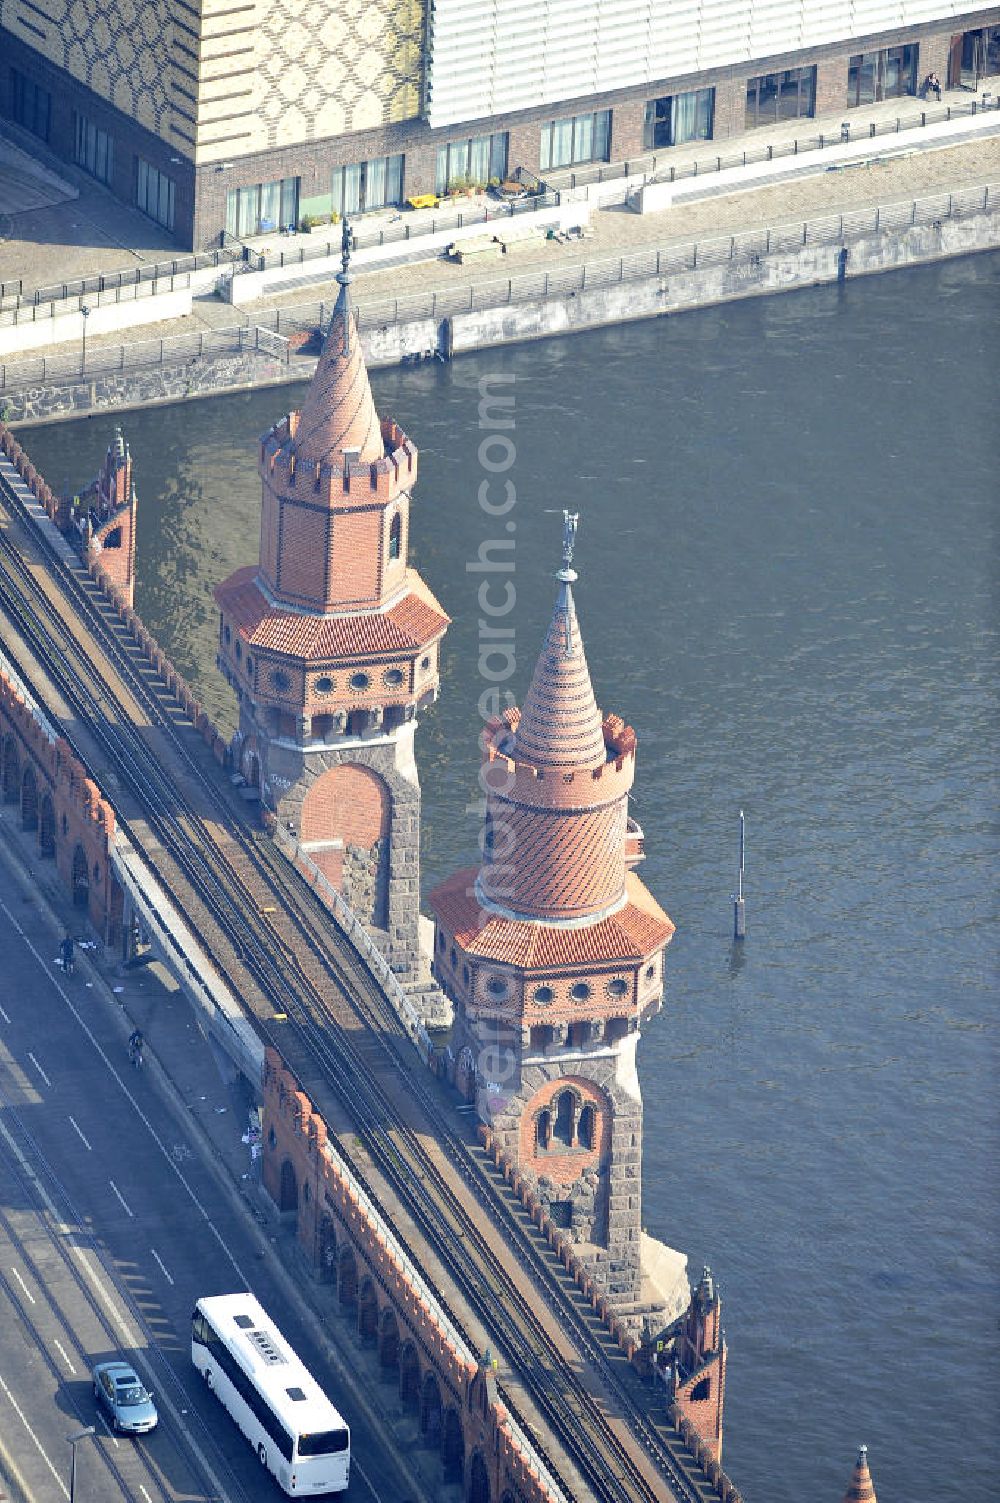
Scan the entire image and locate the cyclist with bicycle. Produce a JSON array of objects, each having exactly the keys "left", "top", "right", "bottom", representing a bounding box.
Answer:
[{"left": 128, "top": 1029, "right": 144, "bottom": 1068}]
